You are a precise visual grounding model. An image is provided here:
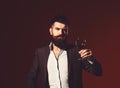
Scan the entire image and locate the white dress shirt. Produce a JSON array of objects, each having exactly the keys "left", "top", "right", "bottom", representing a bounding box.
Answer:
[{"left": 47, "top": 49, "right": 69, "bottom": 88}]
